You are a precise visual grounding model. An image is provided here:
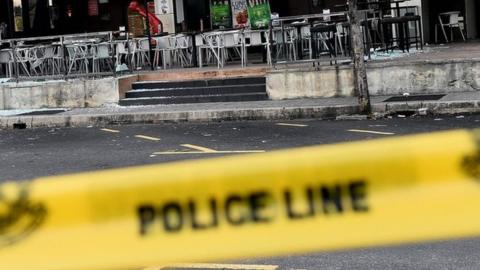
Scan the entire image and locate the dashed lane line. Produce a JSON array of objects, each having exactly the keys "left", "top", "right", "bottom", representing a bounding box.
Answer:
[
  {"left": 181, "top": 144, "right": 218, "bottom": 153},
  {"left": 100, "top": 128, "right": 120, "bottom": 133},
  {"left": 143, "top": 263, "right": 278, "bottom": 269},
  {"left": 276, "top": 123, "right": 309, "bottom": 127},
  {"left": 348, "top": 129, "right": 395, "bottom": 135},
  {"left": 153, "top": 150, "right": 267, "bottom": 155},
  {"left": 154, "top": 144, "right": 266, "bottom": 155},
  {"left": 135, "top": 135, "right": 161, "bottom": 141}
]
